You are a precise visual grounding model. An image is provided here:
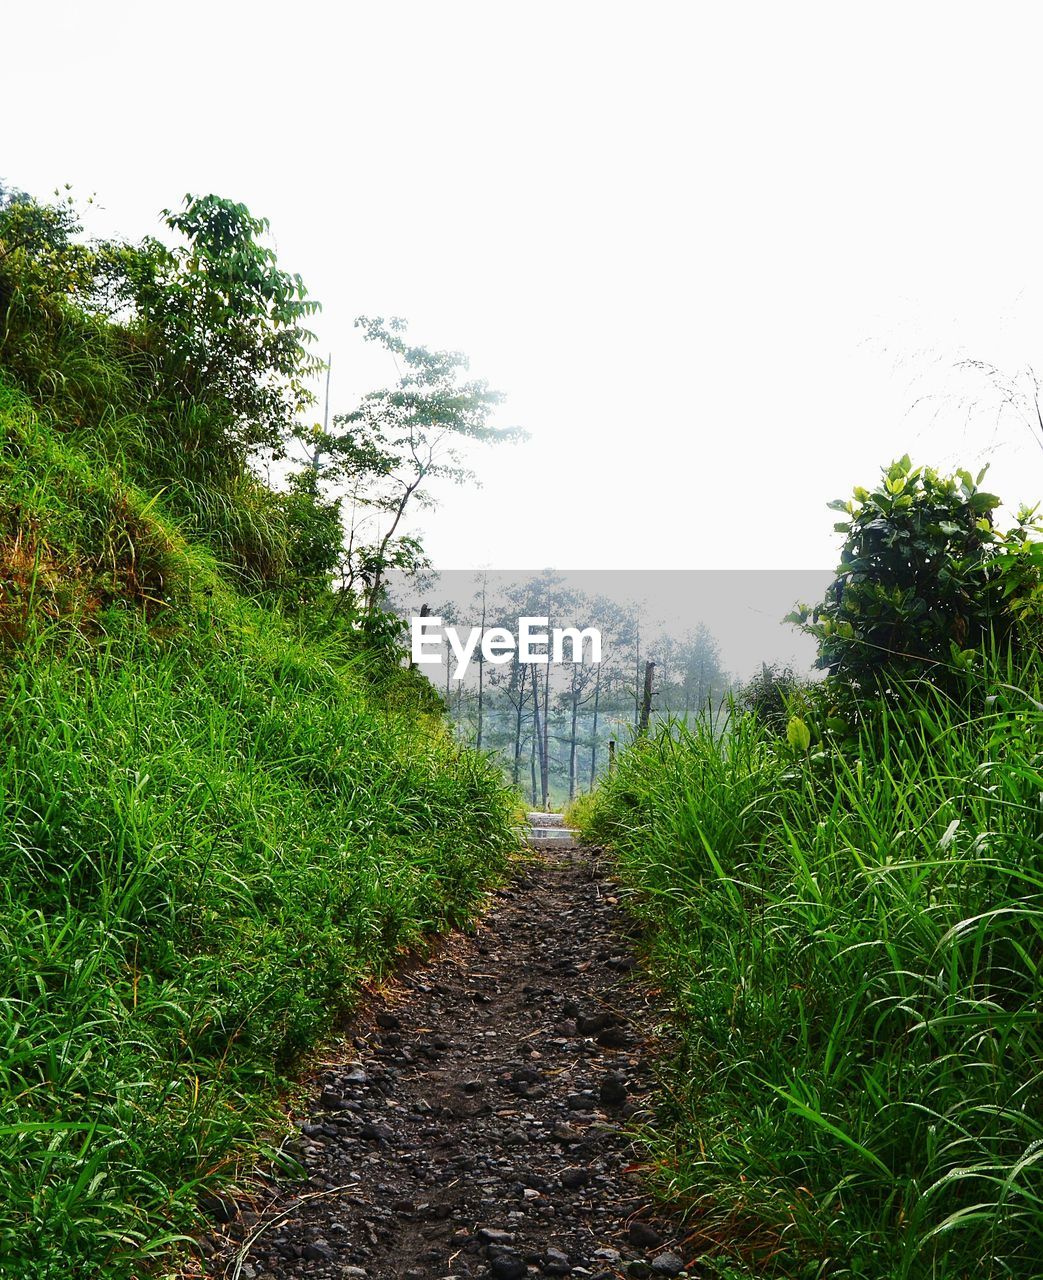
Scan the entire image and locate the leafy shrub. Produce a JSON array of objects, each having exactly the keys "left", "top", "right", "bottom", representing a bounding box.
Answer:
[
  {"left": 0, "top": 185, "right": 517, "bottom": 1276},
  {"left": 790, "top": 456, "right": 1043, "bottom": 687},
  {"left": 583, "top": 461, "right": 1043, "bottom": 1276},
  {"left": 117, "top": 194, "right": 322, "bottom": 456},
  {"left": 736, "top": 661, "right": 814, "bottom": 731}
]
